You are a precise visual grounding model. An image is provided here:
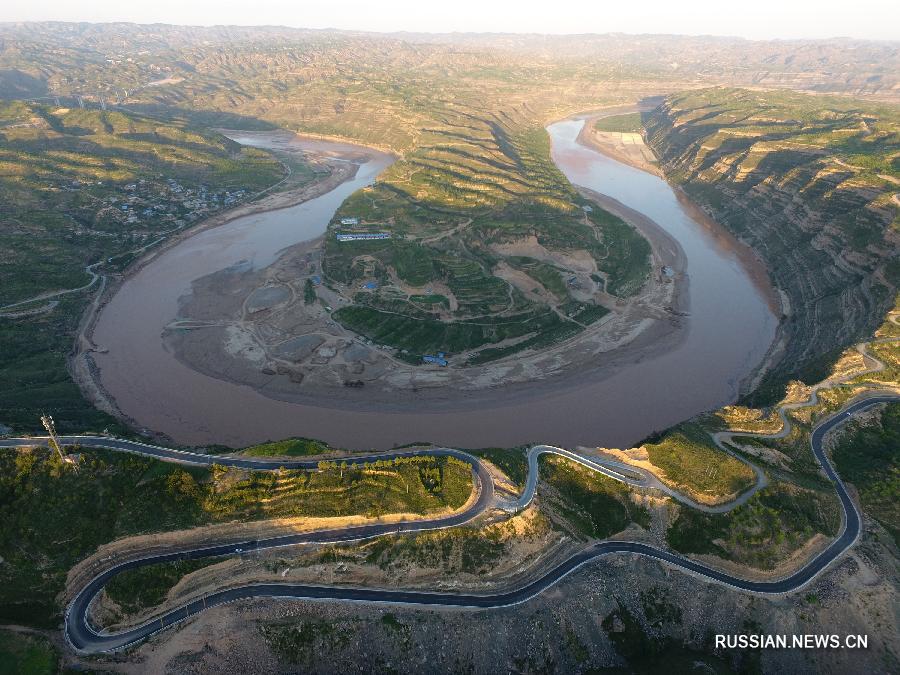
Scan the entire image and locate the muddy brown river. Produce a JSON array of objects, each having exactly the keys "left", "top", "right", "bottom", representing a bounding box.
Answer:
[{"left": 90, "top": 121, "right": 777, "bottom": 450}]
